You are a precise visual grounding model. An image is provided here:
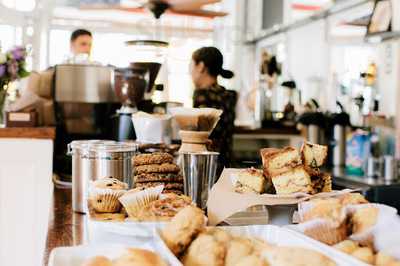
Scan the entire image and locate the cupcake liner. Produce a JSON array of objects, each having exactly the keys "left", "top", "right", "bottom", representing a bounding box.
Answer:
[
  {"left": 89, "top": 185, "right": 127, "bottom": 213},
  {"left": 346, "top": 203, "right": 398, "bottom": 247},
  {"left": 118, "top": 185, "right": 164, "bottom": 218},
  {"left": 290, "top": 218, "right": 348, "bottom": 245}
]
